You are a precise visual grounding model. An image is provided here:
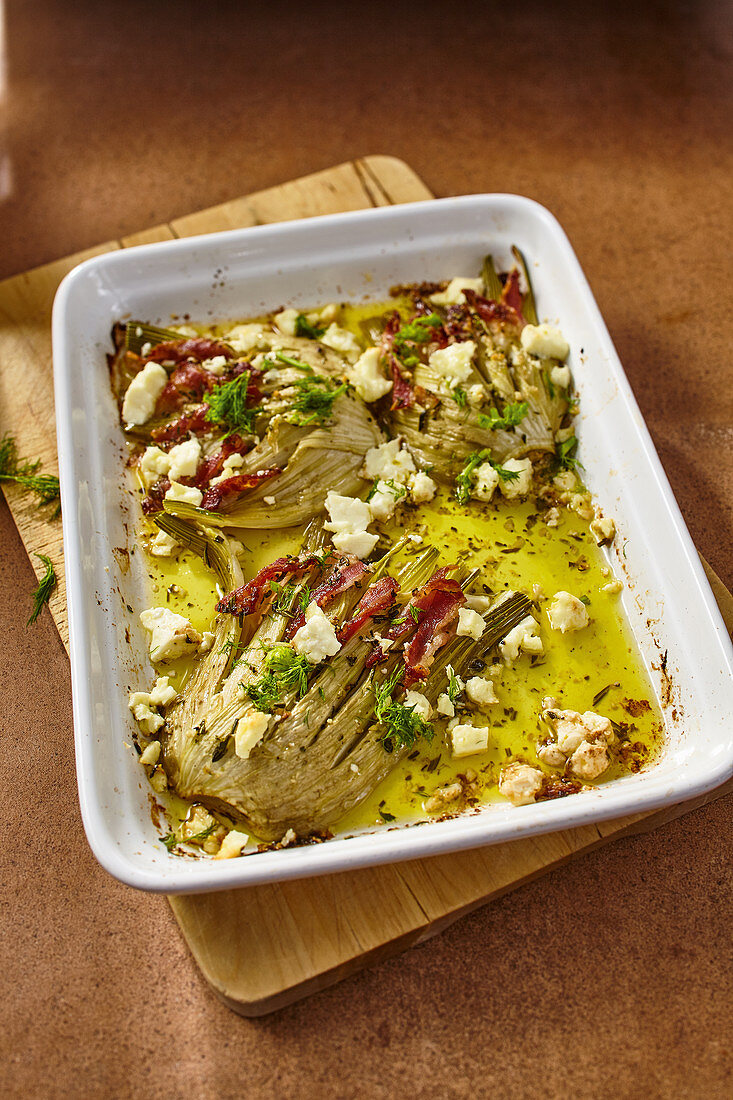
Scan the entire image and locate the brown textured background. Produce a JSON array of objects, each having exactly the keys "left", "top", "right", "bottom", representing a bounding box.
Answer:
[{"left": 1, "top": 1, "right": 731, "bottom": 1097}]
